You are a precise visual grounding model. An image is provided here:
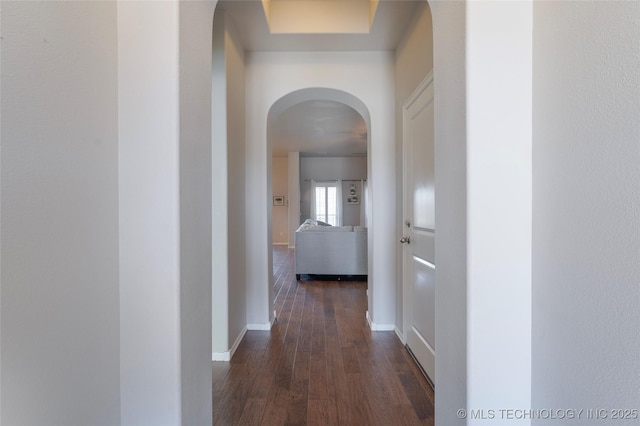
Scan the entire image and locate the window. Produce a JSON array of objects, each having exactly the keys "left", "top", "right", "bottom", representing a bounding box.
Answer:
[{"left": 311, "top": 181, "right": 342, "bottom": 226}]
